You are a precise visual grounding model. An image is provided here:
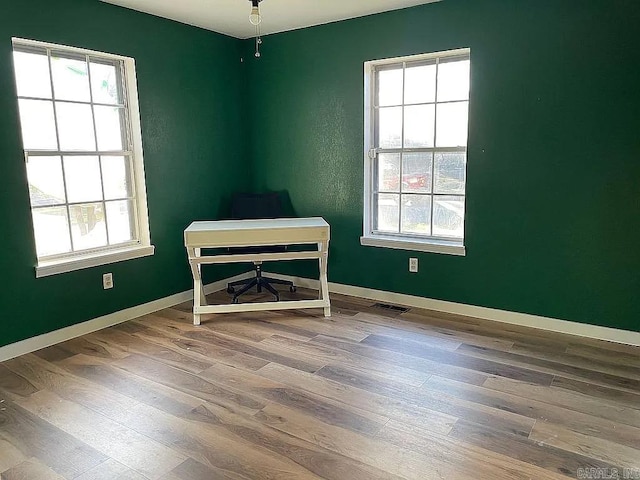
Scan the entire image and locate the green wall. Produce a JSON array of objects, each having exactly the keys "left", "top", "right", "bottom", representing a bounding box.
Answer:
[
  {"left": 2, "top": 0, "right": 638, "bottom": 349},
  {"left": 245, "top": 0, "right": 640, "bottom": 332},
  {"left": 0, "top": 0, "right": 249, "bottom": 348}
]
